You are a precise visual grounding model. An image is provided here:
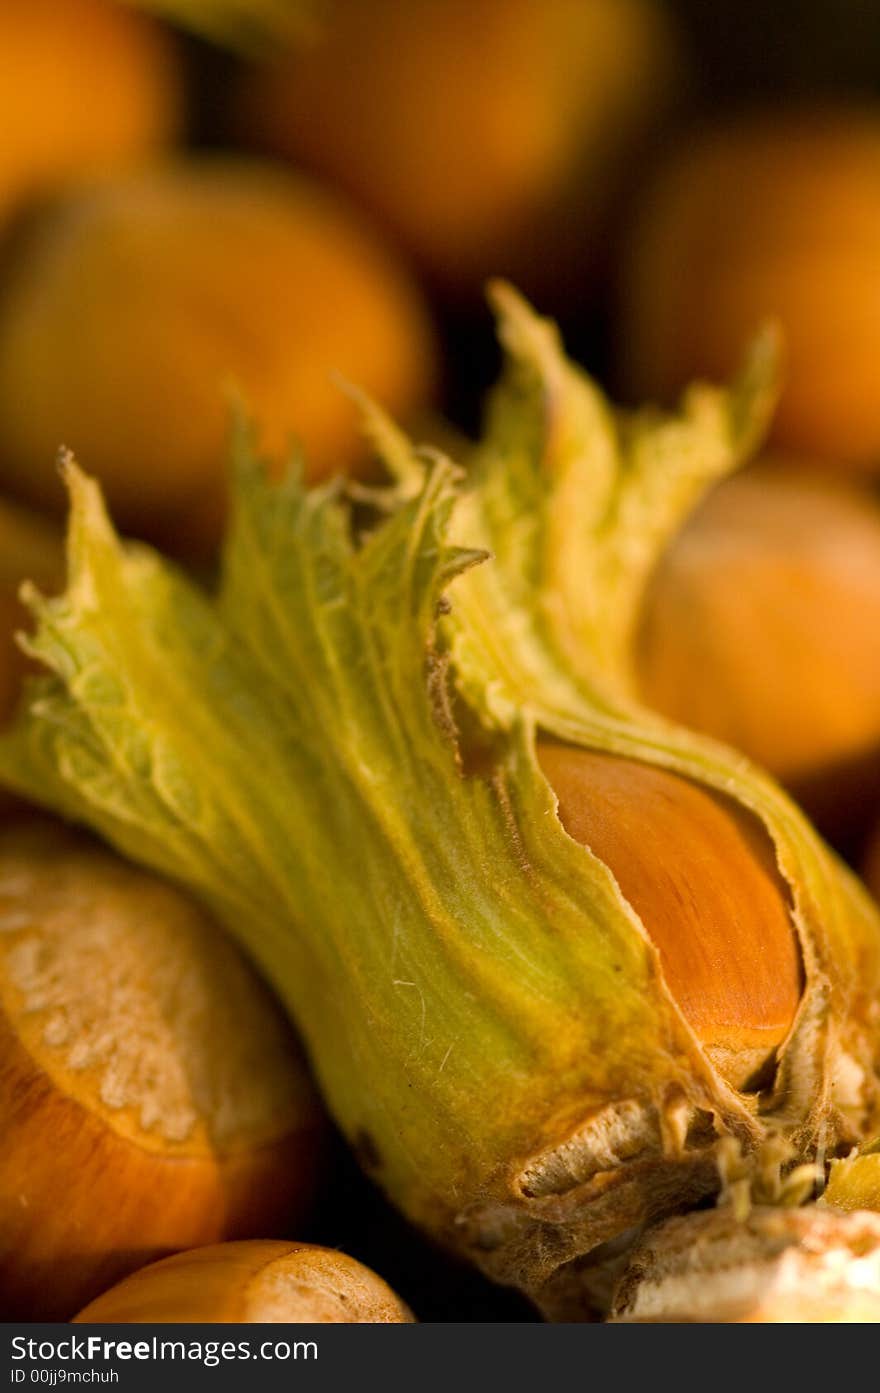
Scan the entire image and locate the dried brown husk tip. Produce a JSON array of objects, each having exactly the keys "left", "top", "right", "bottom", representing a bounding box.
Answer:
[{"left": 611, "top": 1203, "right": 880, "bottom": 1322}]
